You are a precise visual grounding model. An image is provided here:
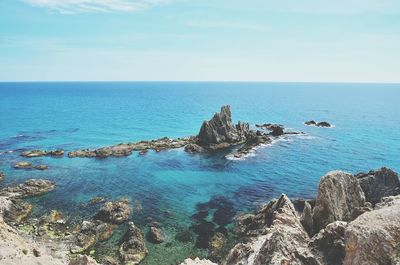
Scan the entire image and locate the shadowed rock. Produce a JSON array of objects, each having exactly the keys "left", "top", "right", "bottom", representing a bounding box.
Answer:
[
  {"left": 119, "top": 222, "right": 148, "bottom": 265},
  {"left": 147, "top": 226, "right": 164, "bottom": 244},
  {"left": 0, "top": 171, "right": 4, "bottom": 182}
]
